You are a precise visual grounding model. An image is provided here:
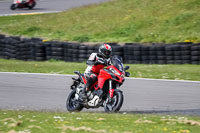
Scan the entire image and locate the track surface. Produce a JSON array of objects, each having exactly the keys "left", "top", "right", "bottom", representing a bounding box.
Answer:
[
  {"left": 0, "top": 72, "right": 200, "bottom": 115},
  {"left": 0, "top": 0, "right": 109, "bottom": 16}
]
